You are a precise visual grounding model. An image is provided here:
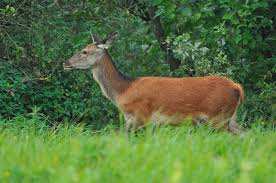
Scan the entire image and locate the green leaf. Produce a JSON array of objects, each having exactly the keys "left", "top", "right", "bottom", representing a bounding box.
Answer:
[{"left": 179, "top": 6, "right": 192, "bottom": 16}]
